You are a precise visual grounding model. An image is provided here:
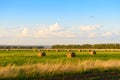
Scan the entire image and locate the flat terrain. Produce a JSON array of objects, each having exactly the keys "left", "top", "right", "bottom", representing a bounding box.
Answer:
[
  {"left": 1, "top": 50, "right": 120, "bottom": 66},
  {"left": 0, "top": 50, "right": 120, "bottom": 80}
]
